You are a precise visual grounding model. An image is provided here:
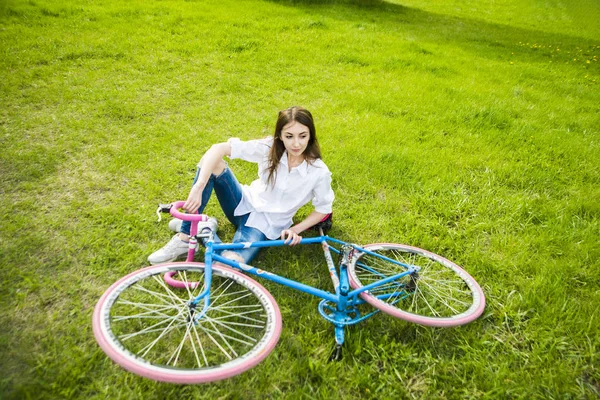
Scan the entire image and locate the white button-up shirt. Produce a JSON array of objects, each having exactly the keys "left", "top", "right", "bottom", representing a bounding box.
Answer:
[{"left": 227, "top": 137, "right": 334, "bottom": 239}]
